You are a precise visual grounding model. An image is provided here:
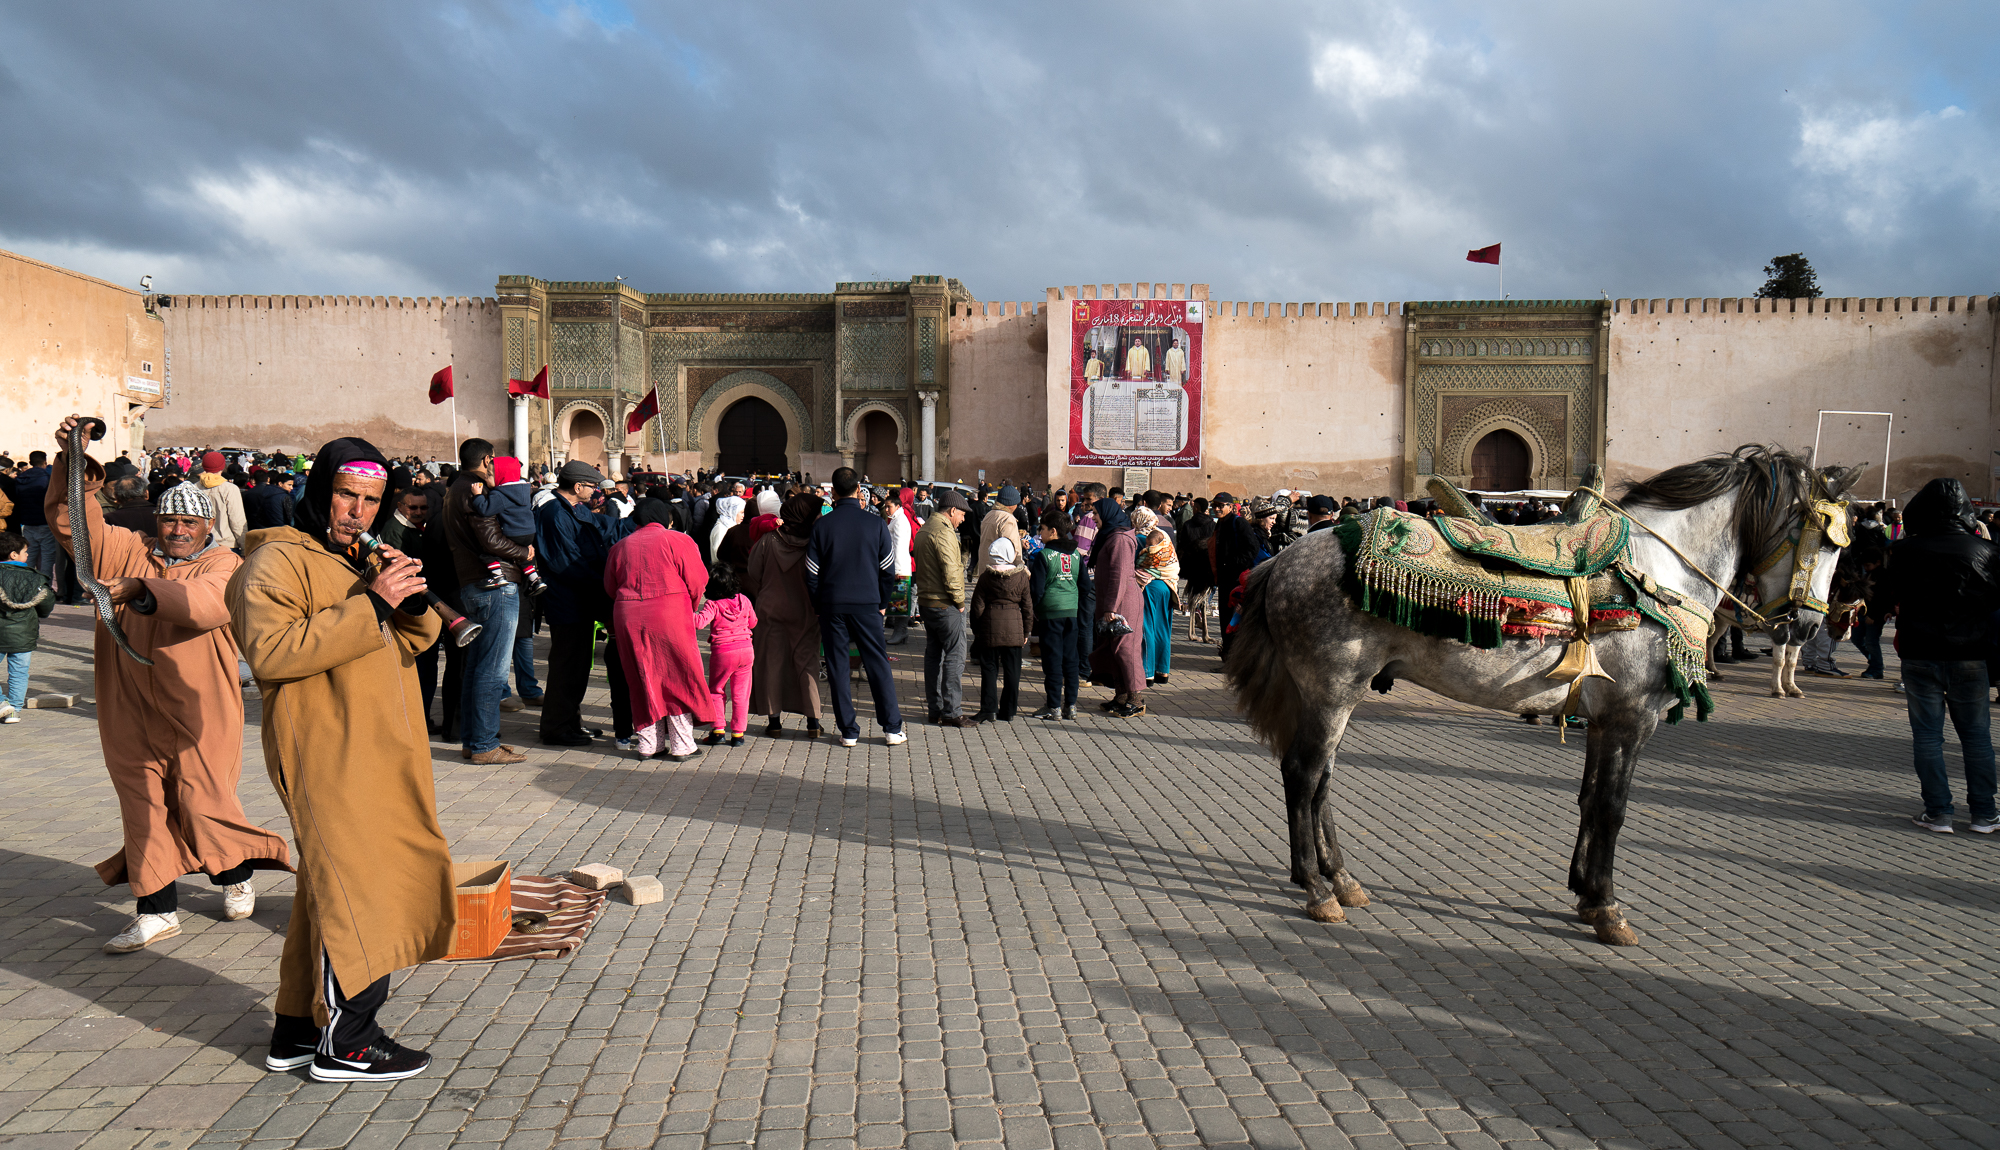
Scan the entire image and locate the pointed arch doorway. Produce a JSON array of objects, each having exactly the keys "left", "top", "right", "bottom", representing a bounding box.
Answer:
[
  {"left": 1470, "top": 429, "right": 1531, "bottom": 492},
  {"left": 717, "top": 397, "right": 788, "bottom": 475}
]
